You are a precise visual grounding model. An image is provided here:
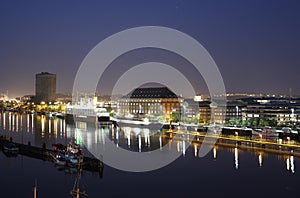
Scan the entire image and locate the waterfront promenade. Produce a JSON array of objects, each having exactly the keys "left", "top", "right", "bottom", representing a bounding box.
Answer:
[{"left": 165, "top": 130, "right": 300, "bottom": 157}]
